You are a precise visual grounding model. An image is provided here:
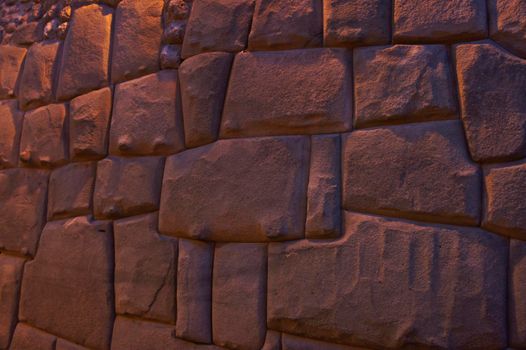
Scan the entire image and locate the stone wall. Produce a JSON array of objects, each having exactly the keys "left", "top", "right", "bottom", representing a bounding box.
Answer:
[{"left": 0, "top": 0, "right": 525, "bottom": 349}]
